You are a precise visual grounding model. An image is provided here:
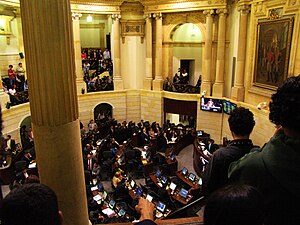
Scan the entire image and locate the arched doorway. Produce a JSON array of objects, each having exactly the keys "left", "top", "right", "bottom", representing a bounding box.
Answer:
[
  {"left": 93, "top": 103, "right": 113, "bottom": 122},
  {"left": 19, "top": 116, "right": 33, "bottom": 150}
]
